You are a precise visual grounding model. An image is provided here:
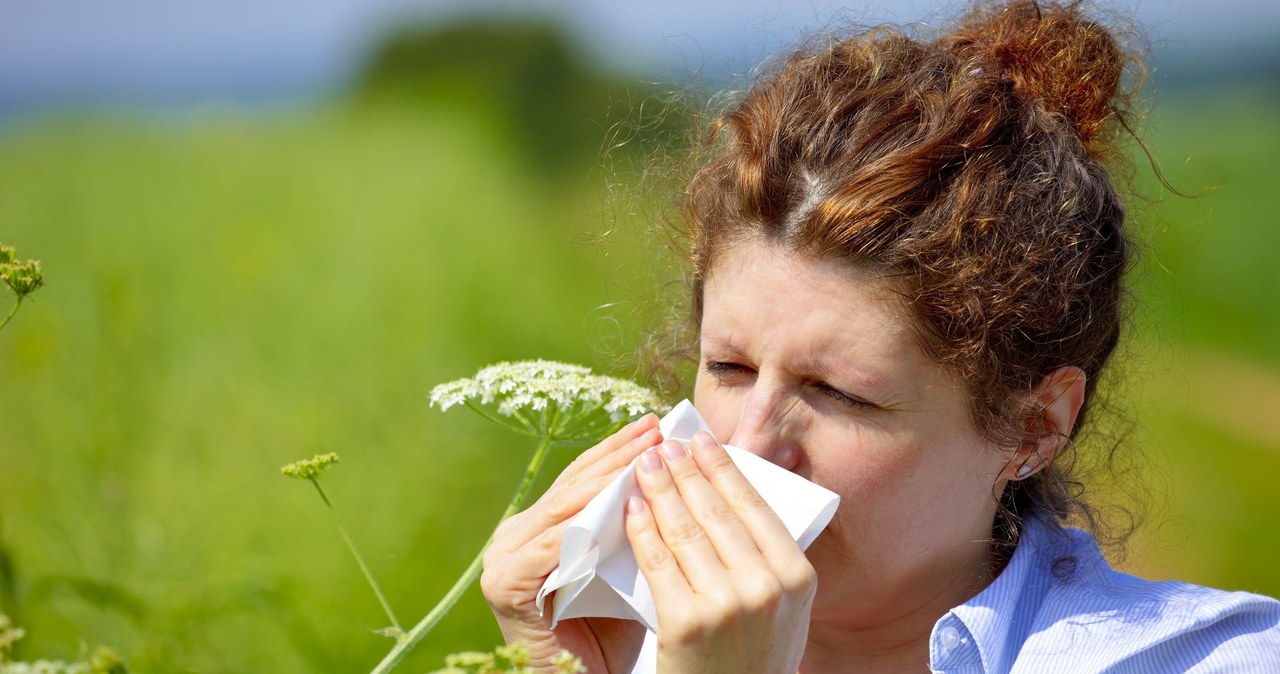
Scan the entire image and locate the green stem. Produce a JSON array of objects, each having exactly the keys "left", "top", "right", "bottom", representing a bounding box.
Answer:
[
  {"left": 0, "top": 297, "right": 21, "bottom": 333},
  {"left": 311, "top": 478, "right": 403, "bottom": 635},
  {"left": 369, "top": 433, "right": 556, "bottom": 674}
]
